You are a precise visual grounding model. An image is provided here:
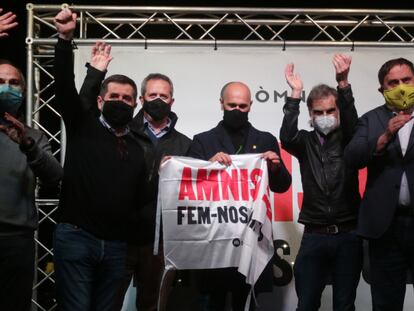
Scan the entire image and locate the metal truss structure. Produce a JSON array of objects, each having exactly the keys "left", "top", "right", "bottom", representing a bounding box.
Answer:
[{"left": 27, "top": 3, "right": 414, "bottom": 310}]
